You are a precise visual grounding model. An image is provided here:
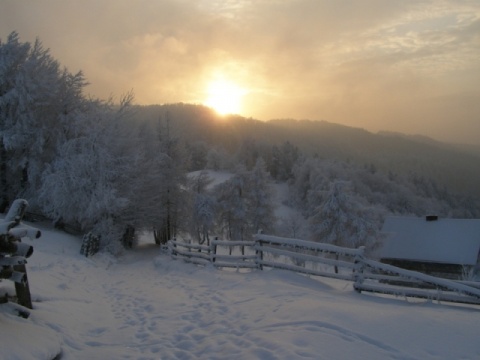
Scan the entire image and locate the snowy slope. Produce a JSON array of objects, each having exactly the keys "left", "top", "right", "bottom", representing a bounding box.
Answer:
[{"left": 1, "top": 223, "right": 480, "bottom": 360}]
